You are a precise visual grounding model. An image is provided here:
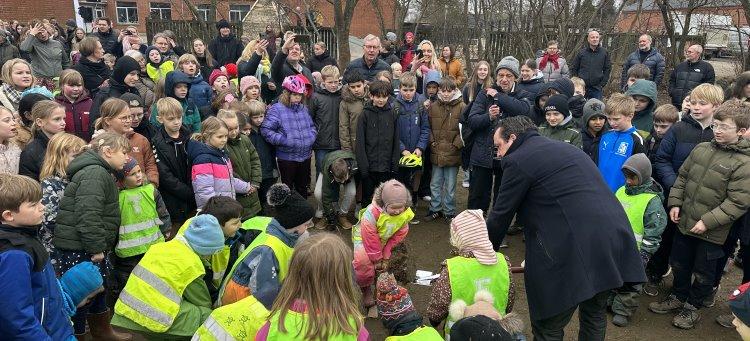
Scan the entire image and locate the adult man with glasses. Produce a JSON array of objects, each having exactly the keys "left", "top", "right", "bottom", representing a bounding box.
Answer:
[{"left": 343, "top": 34, "right": 390, "bottom": 82}]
